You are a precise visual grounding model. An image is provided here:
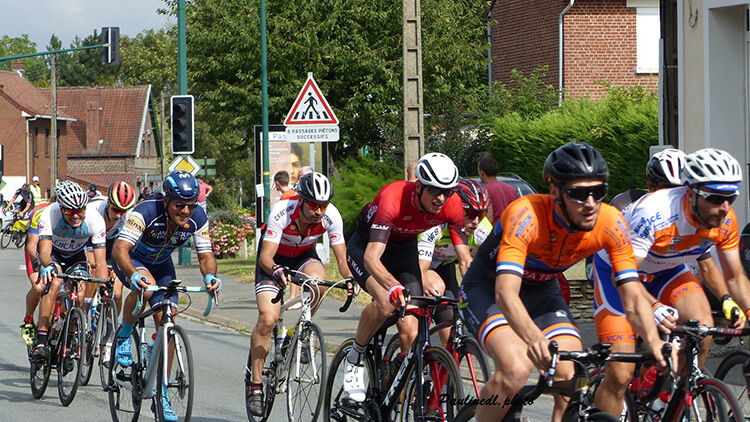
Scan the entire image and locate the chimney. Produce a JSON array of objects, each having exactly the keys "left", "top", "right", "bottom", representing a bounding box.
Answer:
[
  {"left": 11, "top": 60, "right": 25, "bottom": 79},
  {"left": 85, "top": 88, "right": 100, "bottom": 150}
]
